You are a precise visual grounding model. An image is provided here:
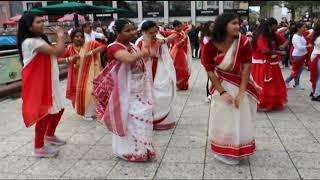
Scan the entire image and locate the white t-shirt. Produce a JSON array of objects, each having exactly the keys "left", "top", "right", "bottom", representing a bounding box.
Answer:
[
  {"left": 22, "top": 37, "right": 65, "bottom": 114},
  {"left": 84, "top": 31, "right": 105, "bottom": 41},
  {"left": 292, "top": 34, "right": 307, "bottom": 56}
]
